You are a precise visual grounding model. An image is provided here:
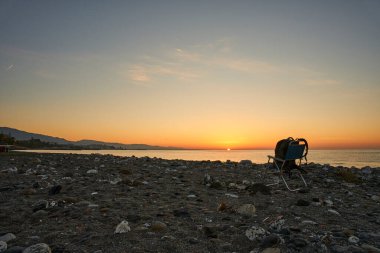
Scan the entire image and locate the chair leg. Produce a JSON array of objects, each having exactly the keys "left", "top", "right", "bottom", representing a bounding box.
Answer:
[
  {"left": 280, "top": 169, "right": 307, "bottom": 191},
  {"left": 265, "top": 158, "right": 280, "bottom": 187}
]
